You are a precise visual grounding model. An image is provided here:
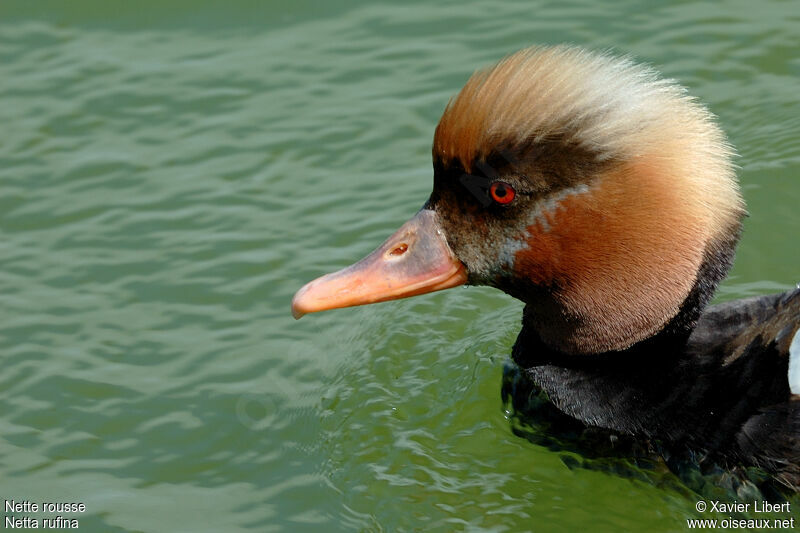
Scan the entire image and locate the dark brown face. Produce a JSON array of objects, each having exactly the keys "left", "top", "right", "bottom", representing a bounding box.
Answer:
[{"left": 428, "top": 141, "right": 606, "bottom": 294}]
